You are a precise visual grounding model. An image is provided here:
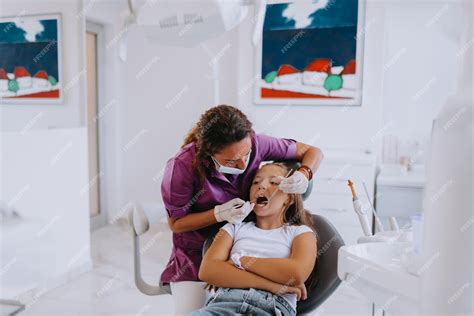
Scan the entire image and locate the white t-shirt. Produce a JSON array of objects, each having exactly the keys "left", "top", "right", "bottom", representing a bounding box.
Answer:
[{"left": 221, "top": 221, "right": 314, "bottom": 309}]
